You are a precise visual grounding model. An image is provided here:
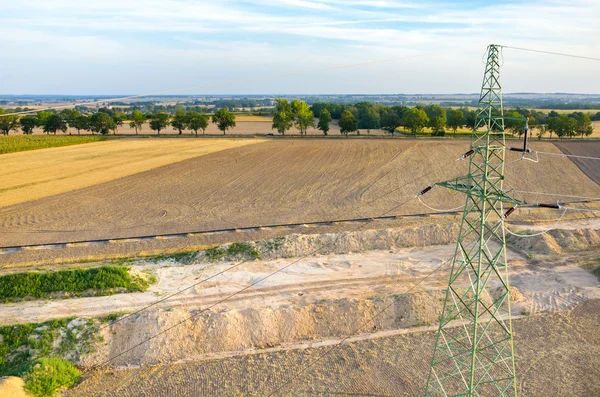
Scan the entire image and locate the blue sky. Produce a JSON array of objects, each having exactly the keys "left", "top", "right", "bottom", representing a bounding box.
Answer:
[{"left": 1, "top": 0, "right": 598, "bottom": 94}]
